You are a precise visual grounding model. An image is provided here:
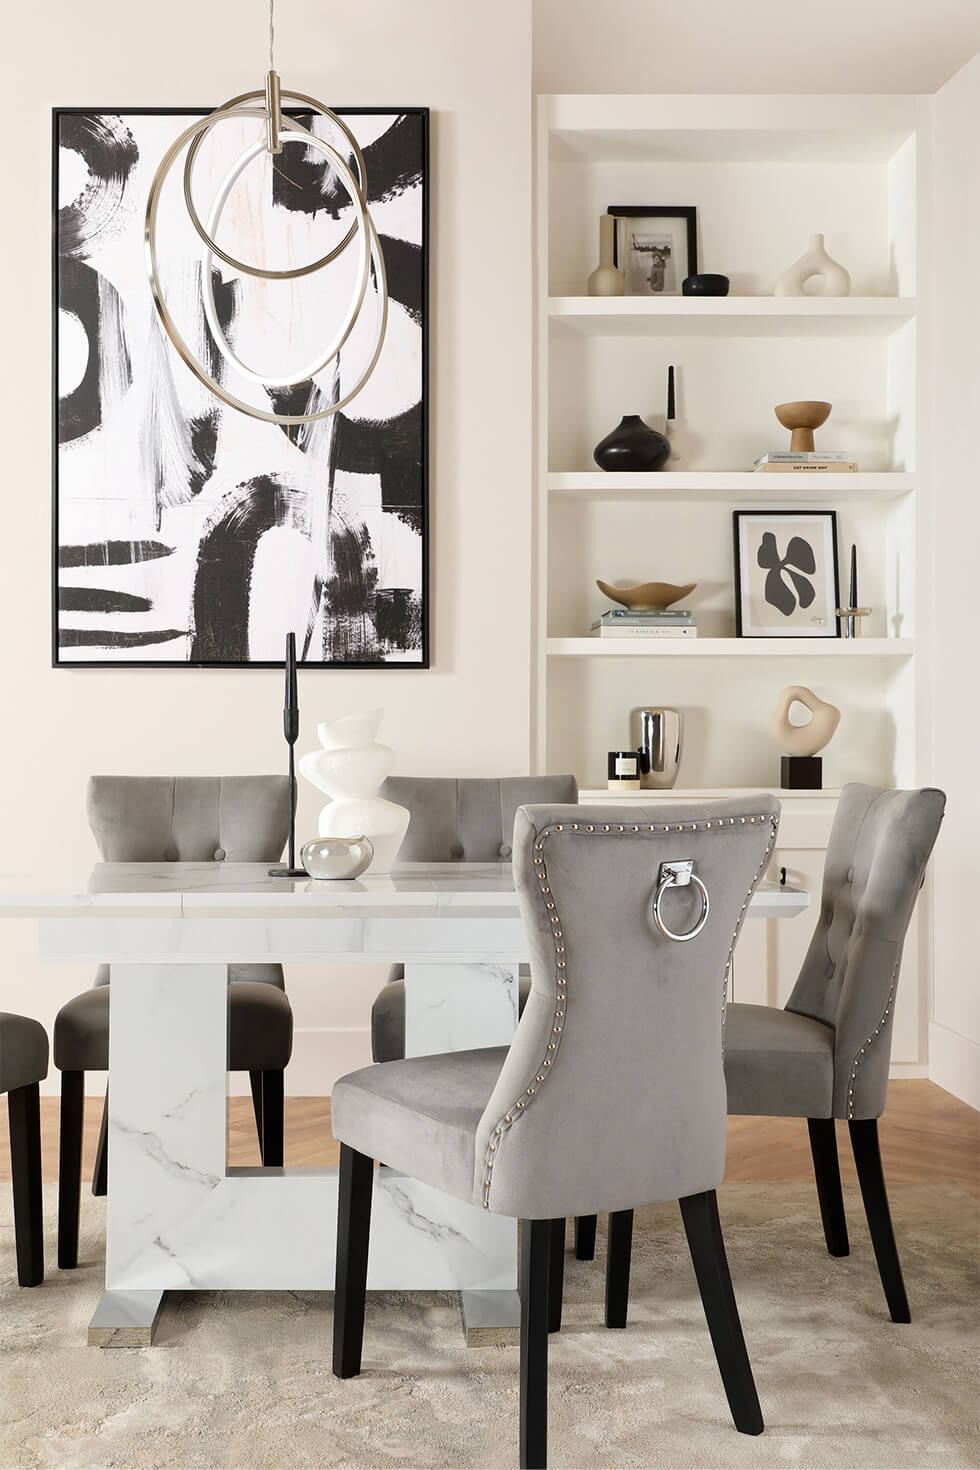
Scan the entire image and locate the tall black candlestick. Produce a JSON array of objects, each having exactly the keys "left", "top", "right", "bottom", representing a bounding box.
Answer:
[
  {"left": 270, "top": 632, "right": 306, "bottom": 877},
  {"left": 849, "top": 543, "right": 858, "bottom": 609},
  {"left": 666, "top": 364, "right": 676, "bottom": 425}
]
